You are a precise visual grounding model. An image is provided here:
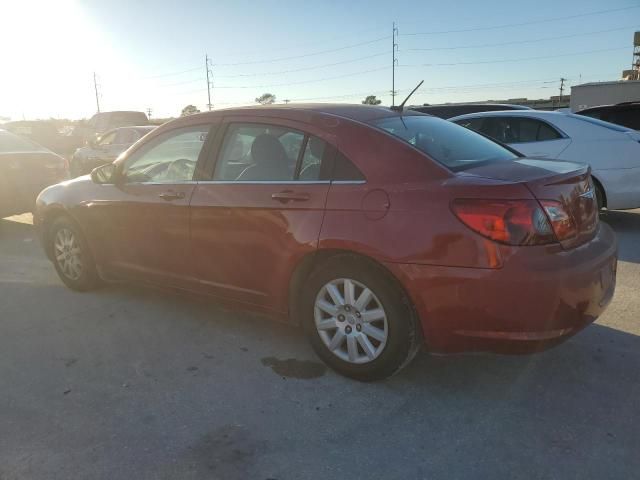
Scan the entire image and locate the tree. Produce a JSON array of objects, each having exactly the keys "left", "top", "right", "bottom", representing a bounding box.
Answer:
[
  {"left": 255, "top": 93, "right": 276, "bottom": 105},
  {"left": 181, "top": 105, "right": 200, "bottom": 116},
  {"left": 362, "top": 95, "right": 382, "bottom": 105}
]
